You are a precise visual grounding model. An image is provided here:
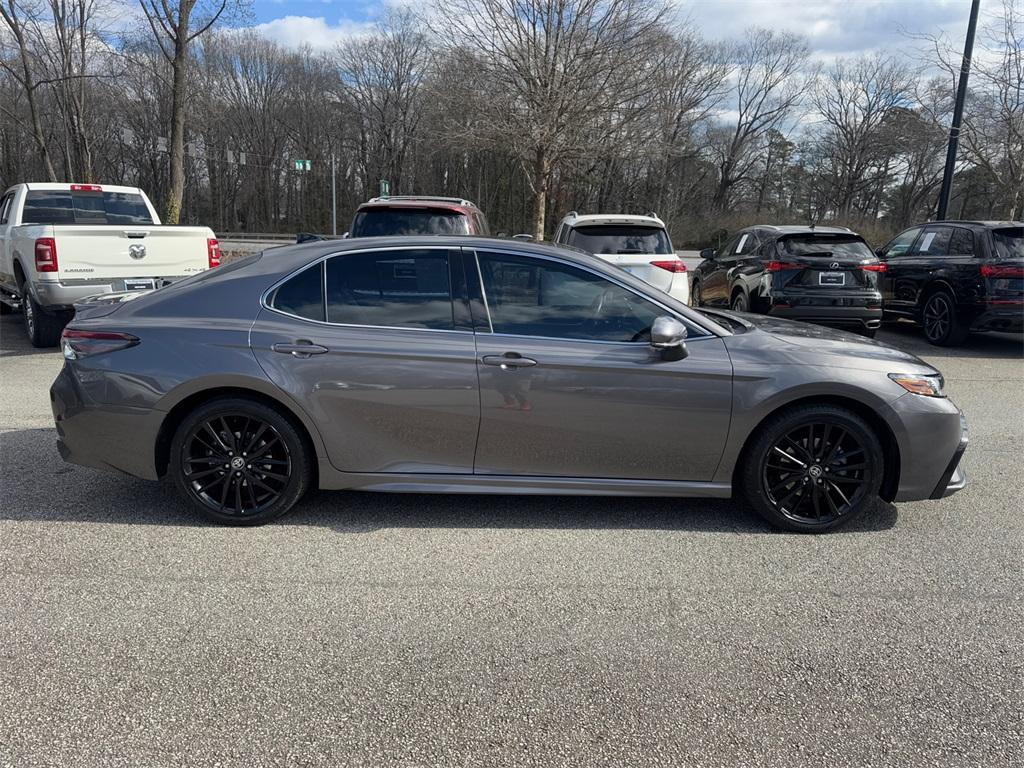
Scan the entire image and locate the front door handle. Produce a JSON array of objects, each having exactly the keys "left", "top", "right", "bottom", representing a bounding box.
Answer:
[
  {"left": 272, "top": 341, "right": 329, "bottom": 357},
  {"left": 482, "top": 354, "right": 537, "bottom": 370}
]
